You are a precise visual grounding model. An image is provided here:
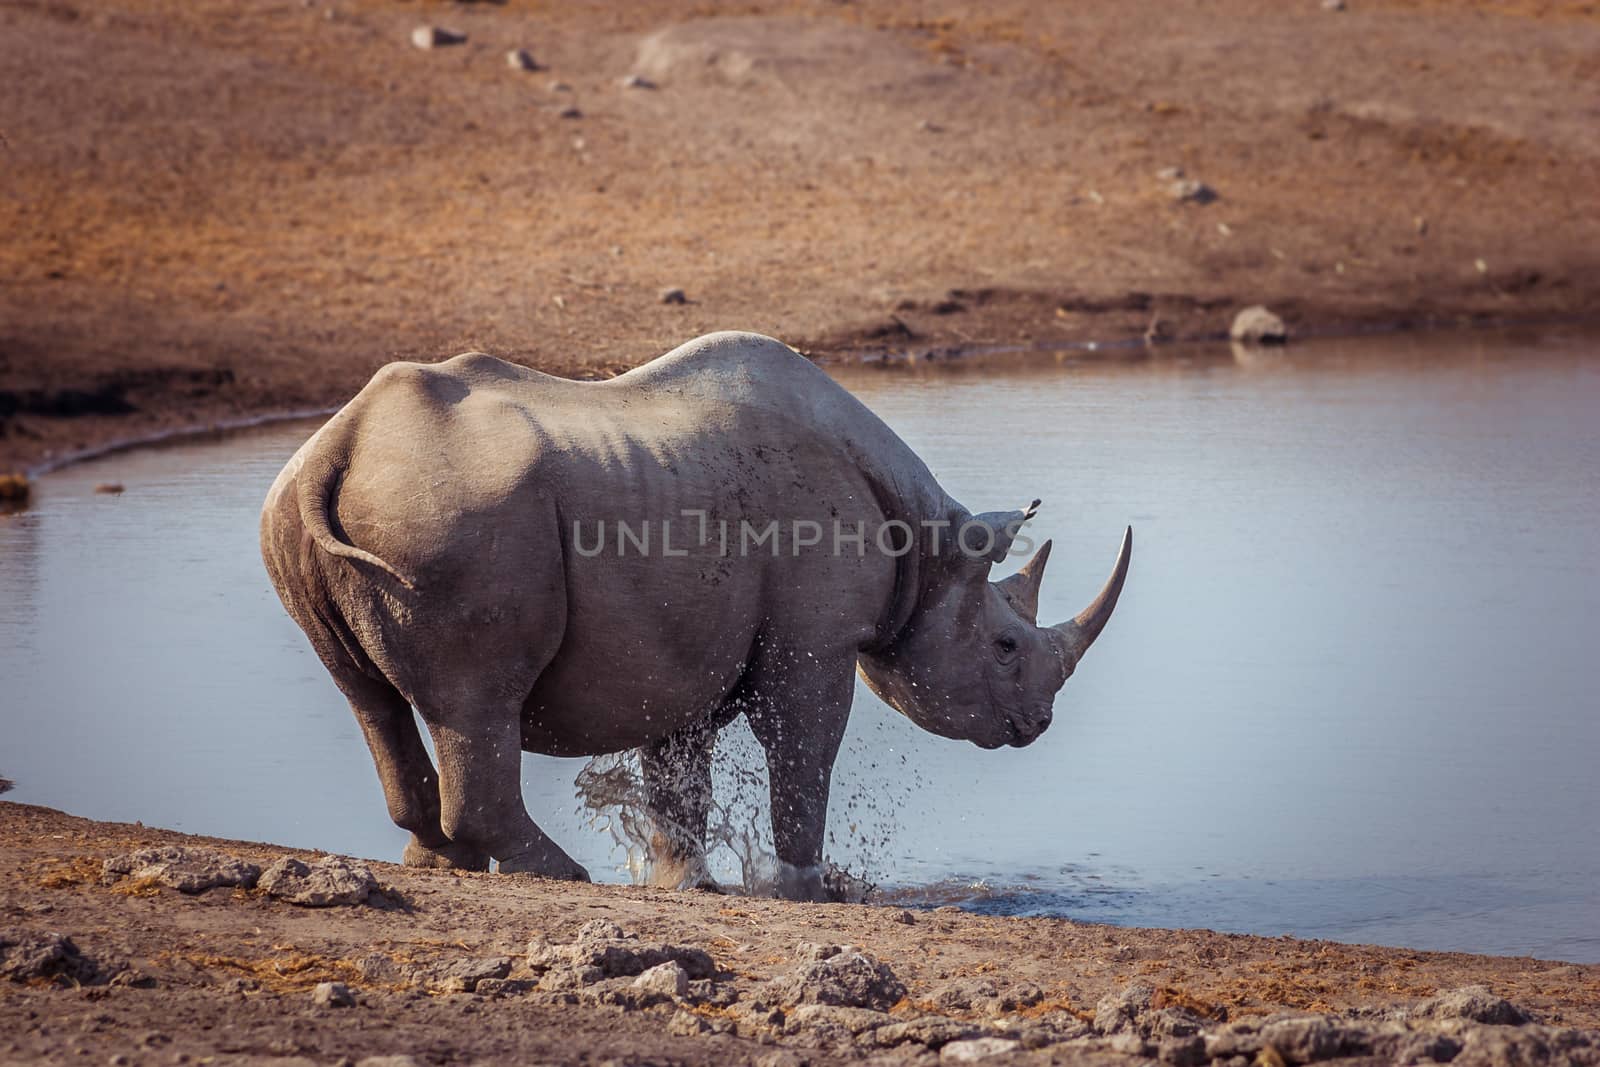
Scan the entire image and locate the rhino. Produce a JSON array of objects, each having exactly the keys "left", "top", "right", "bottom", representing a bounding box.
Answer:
[{"left": 260, "top": 331, "right": 1130, "bottom": 900}]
